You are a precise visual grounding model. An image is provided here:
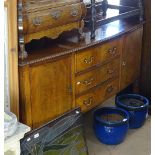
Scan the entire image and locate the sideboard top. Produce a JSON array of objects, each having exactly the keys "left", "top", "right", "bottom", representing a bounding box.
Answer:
[{"left": 19, "top": 19, "right": 144, "bottom": 67}]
